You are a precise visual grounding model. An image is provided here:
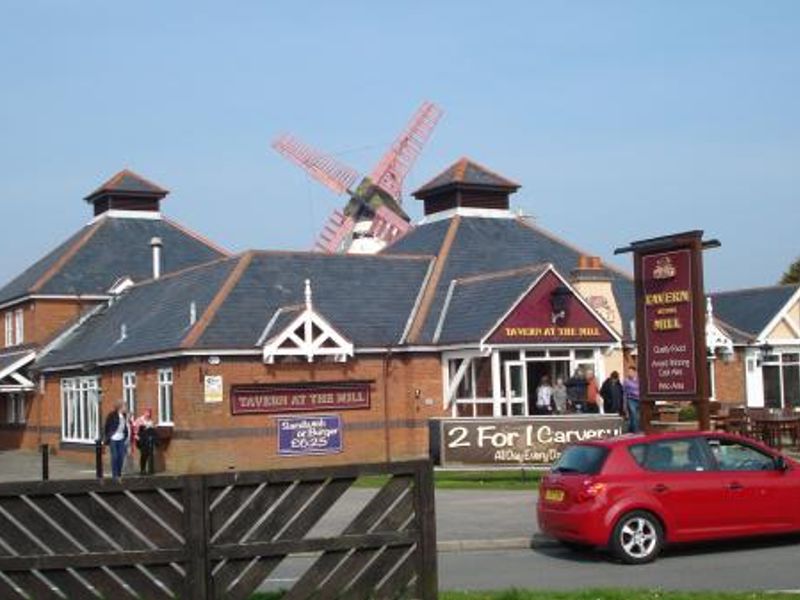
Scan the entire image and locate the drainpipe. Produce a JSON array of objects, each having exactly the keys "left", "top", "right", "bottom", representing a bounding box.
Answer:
[{"left": 383, "top": 350, "right": 393, "bottom": 463}]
